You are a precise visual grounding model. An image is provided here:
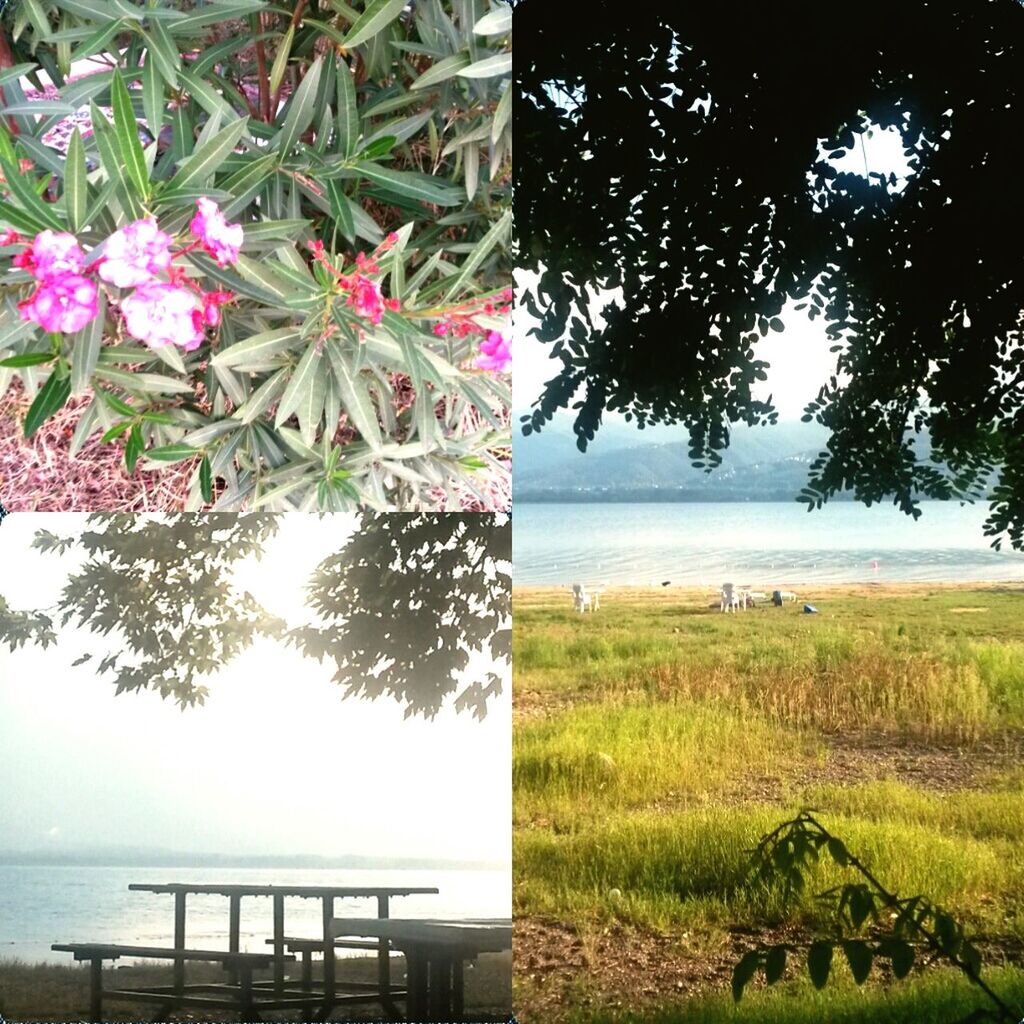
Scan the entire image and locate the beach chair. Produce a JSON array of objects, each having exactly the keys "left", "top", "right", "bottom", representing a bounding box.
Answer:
[
  {"left": 572, "top": 584, "right": 592, "bottom": 613},
  {"left": 720, "top": 583, "right": 741, "bottom": 613}
]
